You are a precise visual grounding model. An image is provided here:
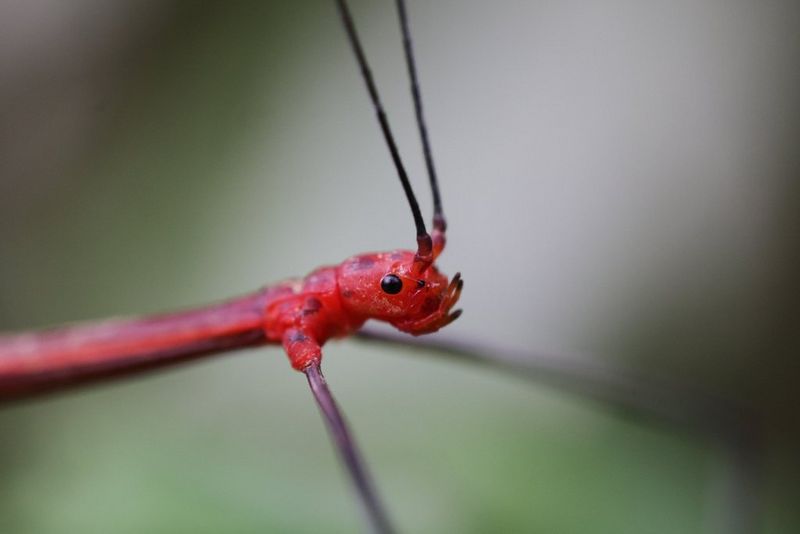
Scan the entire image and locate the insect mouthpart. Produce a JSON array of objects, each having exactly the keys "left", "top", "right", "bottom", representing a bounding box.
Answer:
[{"left": 392, "top": 272, "right": 463, "bottom": 335}]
